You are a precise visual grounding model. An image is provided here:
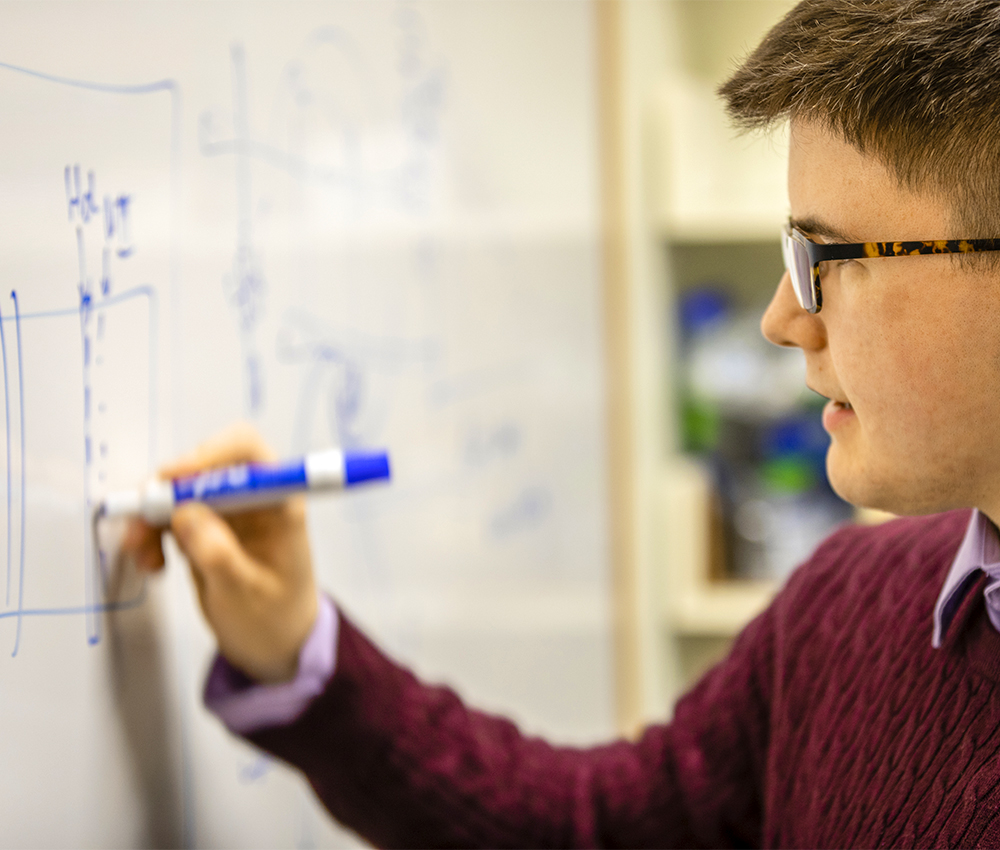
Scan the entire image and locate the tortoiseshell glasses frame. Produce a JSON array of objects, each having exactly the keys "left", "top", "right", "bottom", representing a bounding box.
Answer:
[{"left": 781, "top": 223, "right": 1000, "bottom": 314}]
